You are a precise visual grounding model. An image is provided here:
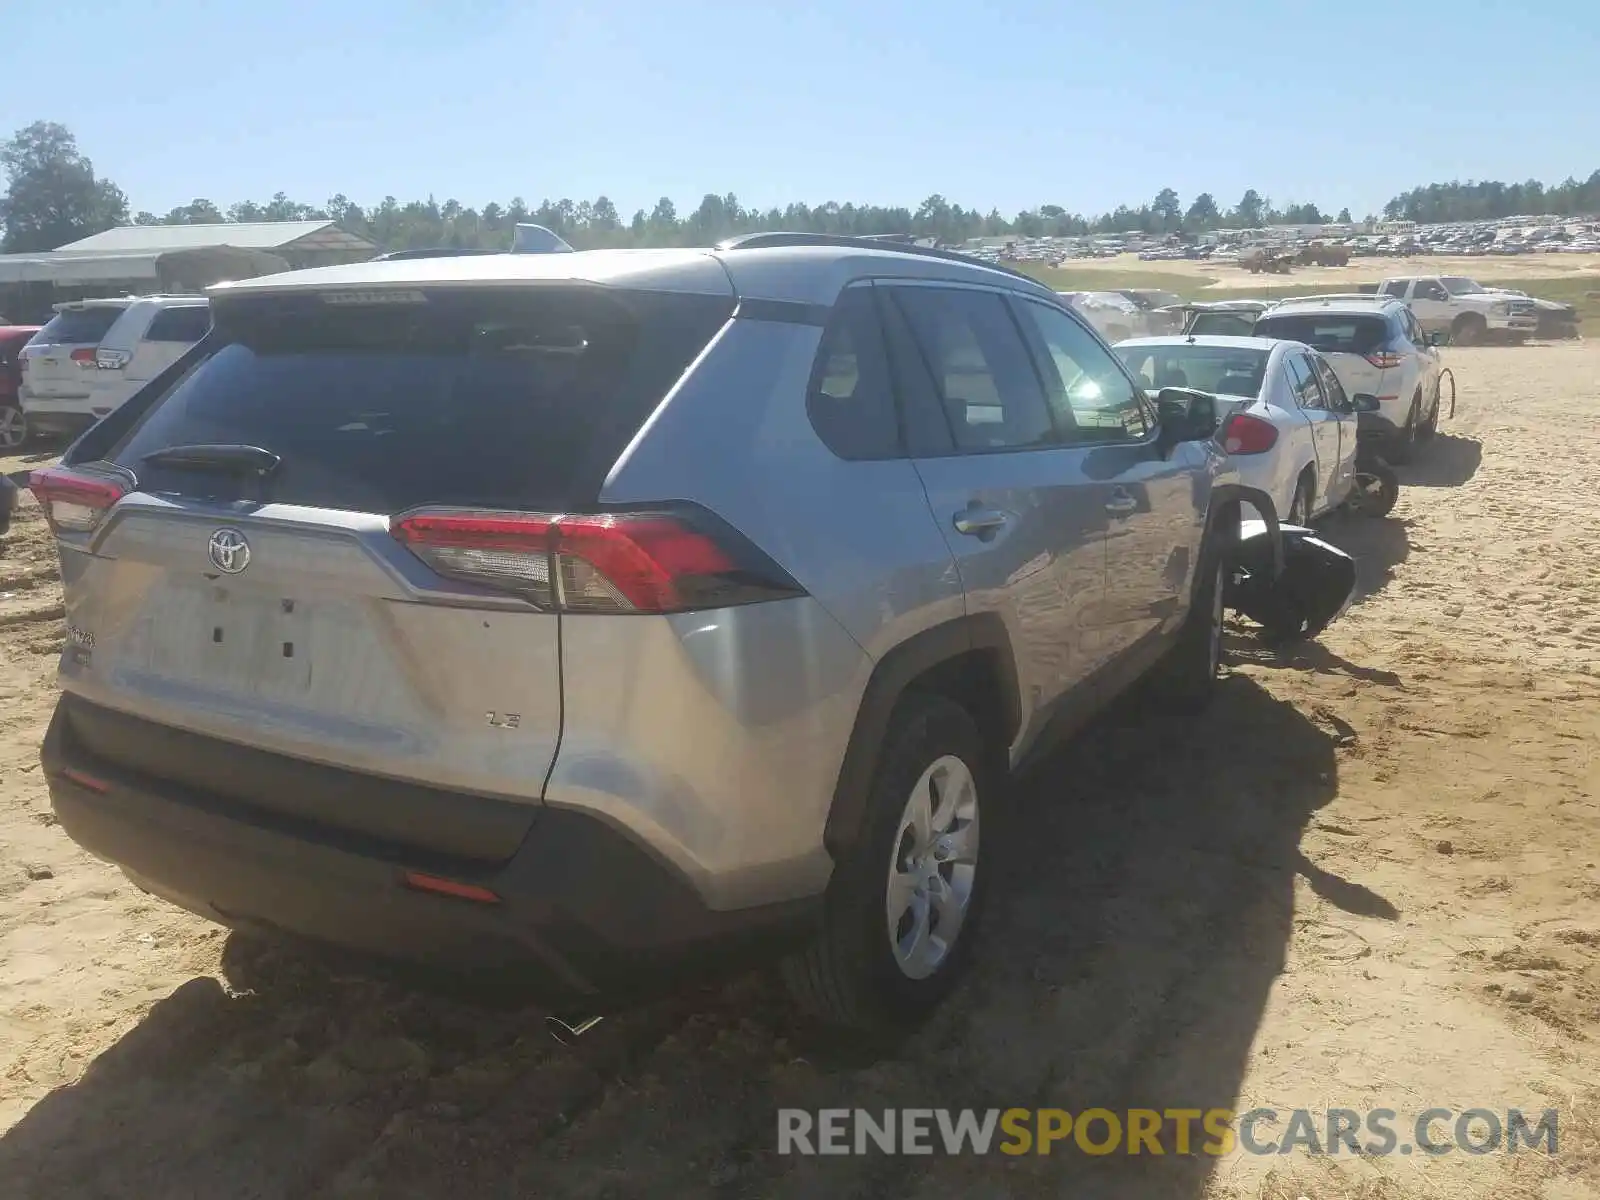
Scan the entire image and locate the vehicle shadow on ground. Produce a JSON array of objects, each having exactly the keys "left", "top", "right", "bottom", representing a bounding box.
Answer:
[
  {"left": 1398, "top": 433, "right": 1481, "bottom": 488},
  {"left": 1318, "top": 512, "right": 1411, "bottom": 602},
  {"left": 1223, "top": 632, "right": 1404, "bottom": 688},
  {"left": 0, "top": 678, "right": 1373, "bottom": 1200}
]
